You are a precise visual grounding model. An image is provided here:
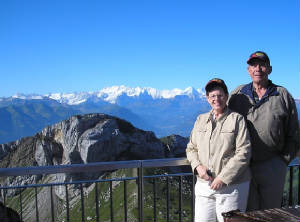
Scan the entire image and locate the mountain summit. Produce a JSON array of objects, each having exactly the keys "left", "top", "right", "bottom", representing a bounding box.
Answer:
[{"left": 8, "top": 86, "right": 206, "bottom": 105}]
